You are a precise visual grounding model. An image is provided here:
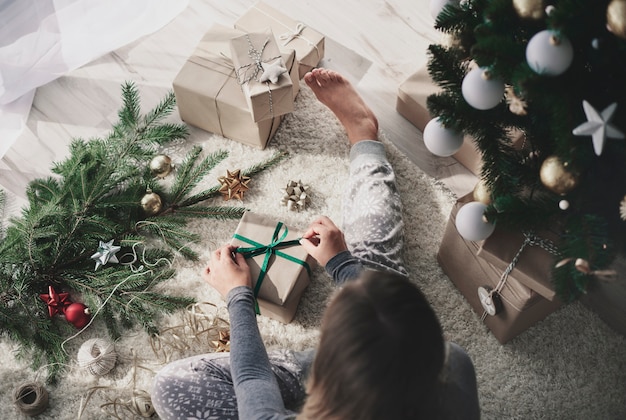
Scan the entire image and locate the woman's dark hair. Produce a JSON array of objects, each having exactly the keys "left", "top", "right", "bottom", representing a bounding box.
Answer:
[{"left": 300, "top": 269, "right": 445, "bottom": 420}]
